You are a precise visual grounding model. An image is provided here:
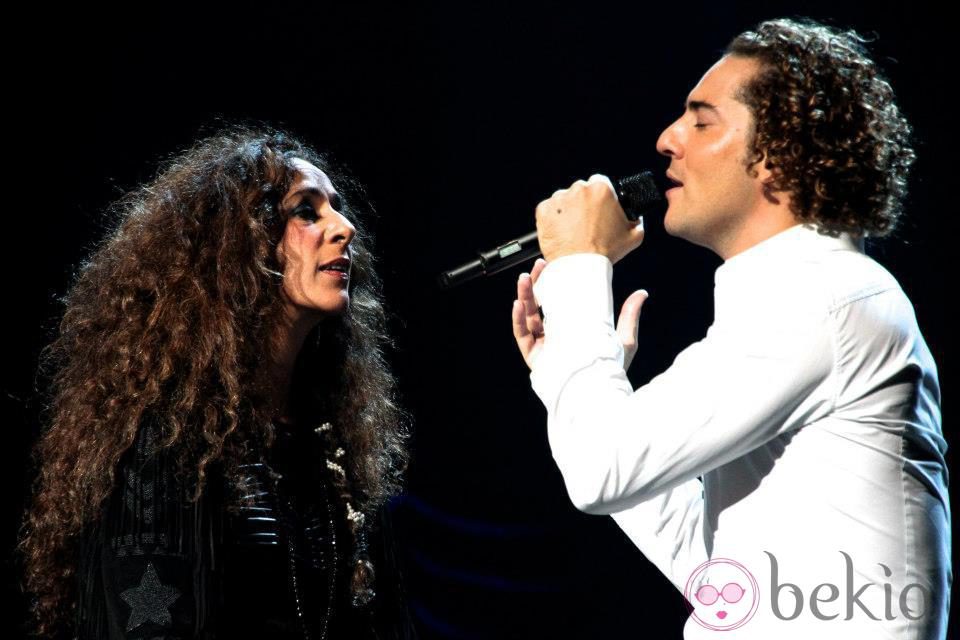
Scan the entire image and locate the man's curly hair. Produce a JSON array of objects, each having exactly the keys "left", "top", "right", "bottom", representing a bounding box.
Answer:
[{"left": 725, "top": 17, "right": 915, "bottom": 237}]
